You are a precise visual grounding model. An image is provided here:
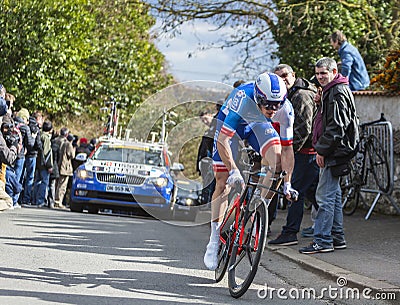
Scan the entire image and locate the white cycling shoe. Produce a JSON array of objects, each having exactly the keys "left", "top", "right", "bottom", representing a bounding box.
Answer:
[
  {"left": 203, "top": 221, "right": 221, "bottom": 270},
  {"left": 204, "top": 241, "right": 219, "bottom": 270}
]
